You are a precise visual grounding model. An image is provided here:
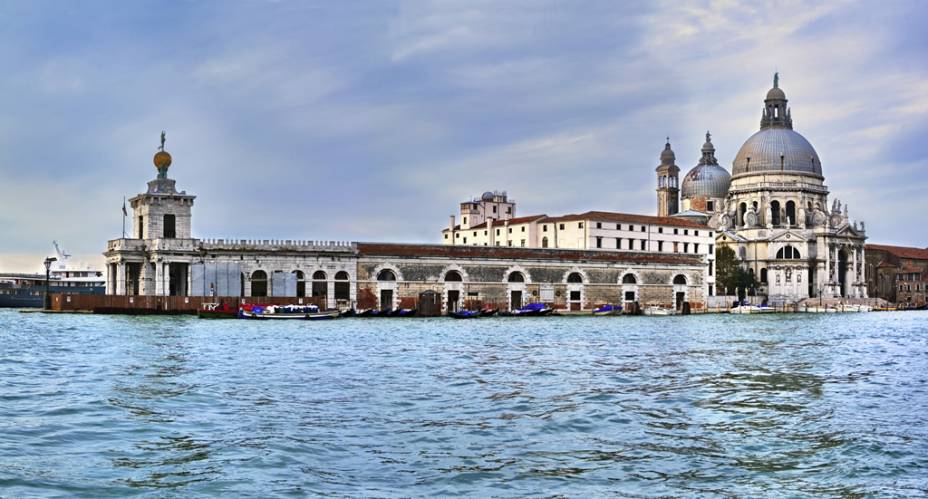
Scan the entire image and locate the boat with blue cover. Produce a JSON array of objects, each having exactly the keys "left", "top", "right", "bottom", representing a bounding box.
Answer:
[{"left": 592, "top": 304, "right": 622, "bottom": 316}]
